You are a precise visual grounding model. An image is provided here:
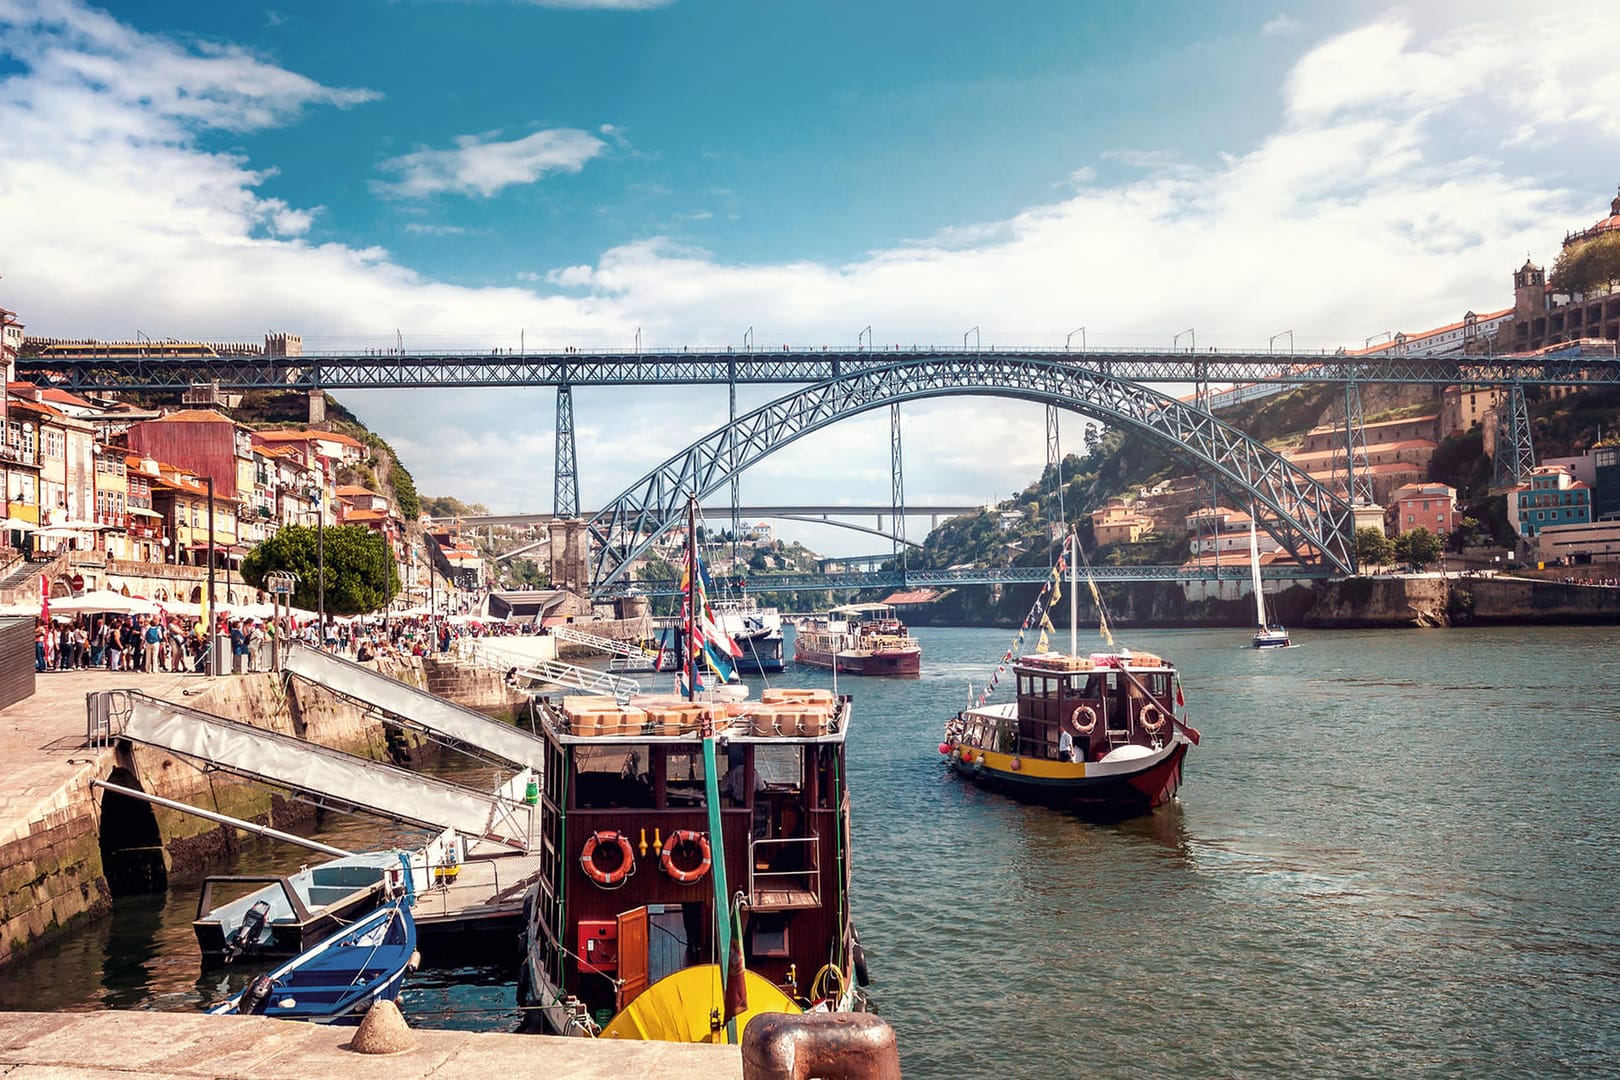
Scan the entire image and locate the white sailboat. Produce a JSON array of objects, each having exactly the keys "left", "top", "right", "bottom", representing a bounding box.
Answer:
[{"left": 1249, "top": 517, "right": 1291, "bottom": 649}]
